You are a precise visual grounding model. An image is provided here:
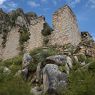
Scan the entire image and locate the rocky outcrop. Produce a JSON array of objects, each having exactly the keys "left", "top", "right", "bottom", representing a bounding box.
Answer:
[
  {"left": 35, "top": 54, "right": 73, "bottom": 94},
  {"left": 22, "top": 53, "right": 32, "bottom": 80},
  {"left": 45, "top": 55, "right": 73, "bottom": 74},
  {"left": 43, "top": 64, "right": 67, "bottom": 94},
  {"left": 75, "top": 32, "right": 95, "bottom": 57}
]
